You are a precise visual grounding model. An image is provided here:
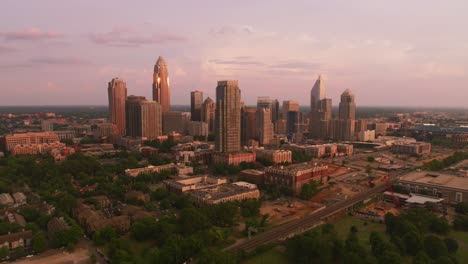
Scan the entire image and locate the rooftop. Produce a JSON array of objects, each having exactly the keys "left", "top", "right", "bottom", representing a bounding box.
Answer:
[{"left": 399, "top": 171, "right": 468, "bottom": 191}]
